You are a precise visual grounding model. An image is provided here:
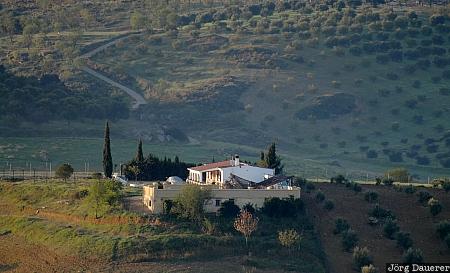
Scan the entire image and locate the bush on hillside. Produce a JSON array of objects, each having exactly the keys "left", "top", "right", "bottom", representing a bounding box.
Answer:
[
  {"left": 173, "top": 185, "right": 211, "bottom": 221},
  {"left": 218, "top": 200, "right": 240, "bottom": 218},
  {"left": 442, "top": 181, "right": 450, "bottom": 192},
  {"left": 445, "top": 234, "right": 450, "bottom": 249},
  {"left": 403, "top": 248, "right": 423, "bottom": 263},
  {"left": 416, "top": 156, "right": 430, "bottom": 166},
  {"left": 430, "top": 15, "right": 445, "bottom": 26},
  {"left": 417, "top": 191, "right": 432, "bottom": 204},
  {"left": 361, "top": 264, "right": 377, "bottom": 273},
  {"left": 383, "top": 217, "right": 400, "bottom": 239},
  {"left": 334, "top": 218, "right": 350, "bottom": 235},
  {"left": 388, "top": 152, "right": 403, "bottom": 163},
  {"left": 366, "top": 150, "right": 378, "bottom": 159},
  {"left": 261, "top": 197, "right": 304, "bottom": 218},
  {"left": 352, "top": 183, "right": 362, "bottom": 193},
  {"left": 396, "top": 231, "right": 413, "bottom": 249},
  {"left": 428, "top": 198, "right": 442, "bottom": 216},
  {"left": 436, "top": 220, "right": 450, "bottom": 239},
  {"left": 315, "top": 190, "right": 325, "bottom": 202},
  {"left": 242, "top": 203, "right": 256, "bottom": 215},
  {"left": 353, "top": 246, "right": 373, "bottom": 269},
  {"left": 306, "top": 182, "right": 316, "bottom": 192},
  {"left": 331, "top": 174, "right": 347, "bottom": 184},
  {"left": 342, "top": 229, "right": 359, "bottom": 252},
  {"left": 370, "top": 205, "right": 395, "bottom": 220},
  {"left": 324, "top": 200, "right": 335, "bottom": 210},
  {"left": 364, "top": 191, "right": 378, "bottom": 203}
]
